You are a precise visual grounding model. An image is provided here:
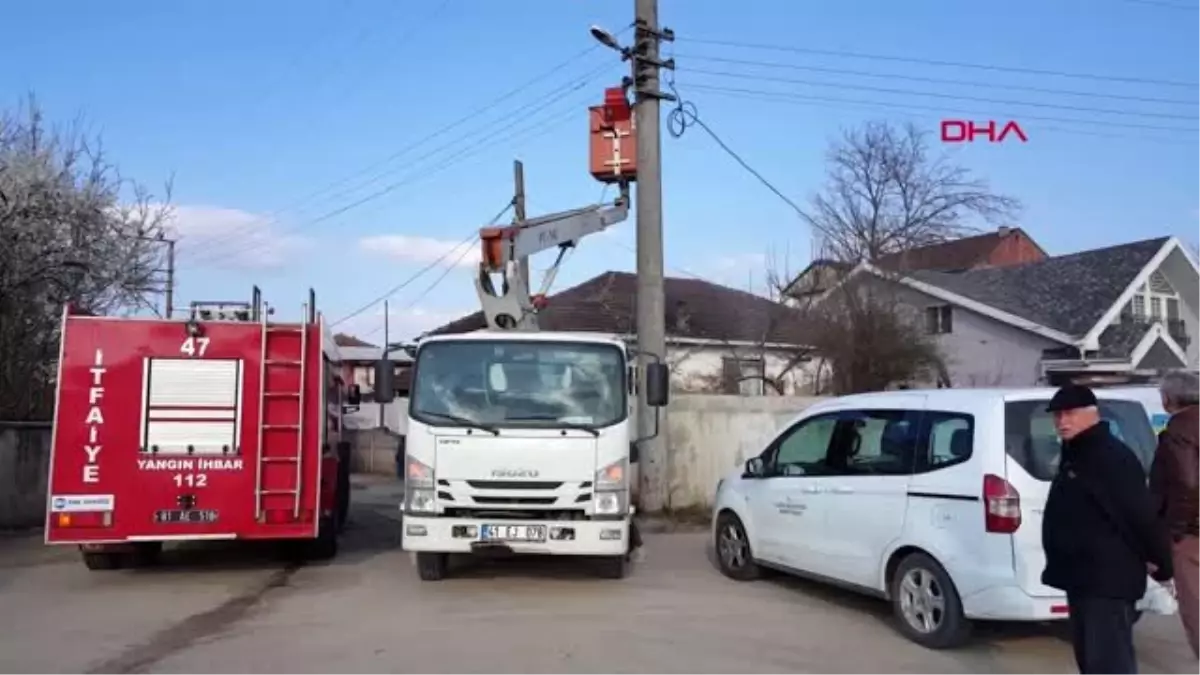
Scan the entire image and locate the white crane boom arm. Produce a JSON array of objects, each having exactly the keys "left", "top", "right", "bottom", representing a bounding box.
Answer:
[{"left": 475, "top": 198, "right": 629, "bottom": 331}]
